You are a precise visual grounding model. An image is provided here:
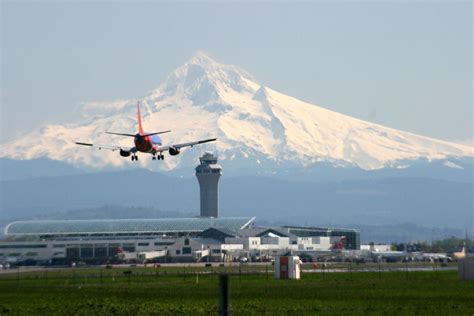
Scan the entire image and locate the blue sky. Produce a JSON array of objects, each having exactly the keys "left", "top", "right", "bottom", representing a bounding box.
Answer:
[{"left": 1, "top": 1, "right": 472, "bottom": 143}]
